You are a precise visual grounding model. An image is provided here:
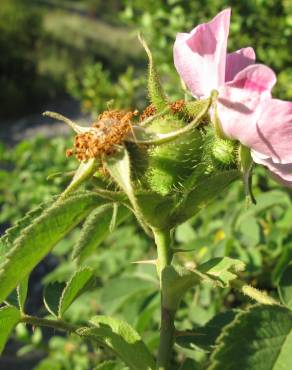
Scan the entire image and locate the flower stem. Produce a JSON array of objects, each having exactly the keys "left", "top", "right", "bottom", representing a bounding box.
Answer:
[{"left": 153, "top": 228, "right": 175, "bottom": 370}]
